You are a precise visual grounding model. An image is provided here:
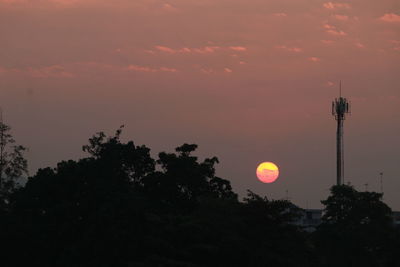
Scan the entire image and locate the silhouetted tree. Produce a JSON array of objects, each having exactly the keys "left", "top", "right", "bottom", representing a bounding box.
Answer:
[
  {"left": 4, "top": 129, "right": 156, "bottom": 266},
  {"left": 143, "top": 143, "right": 237, "bottom": 212},
  {"left": 5, "top": 130, "right": 240, "bottom": 266},
  {"left": 314, "top": 185, "right": 397, "bottom": 267},
  {"left": 0, "top": 120, "right": 27, "bottom": 207},
  {"left": 239, "top": 190, "right": 314, "bottom": 267},
  {"left": 5, "top": 127, "right": 399, "bottom": 267},
  {"left": 82, "top": 126, "right": 155, "bottom": 186}
]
